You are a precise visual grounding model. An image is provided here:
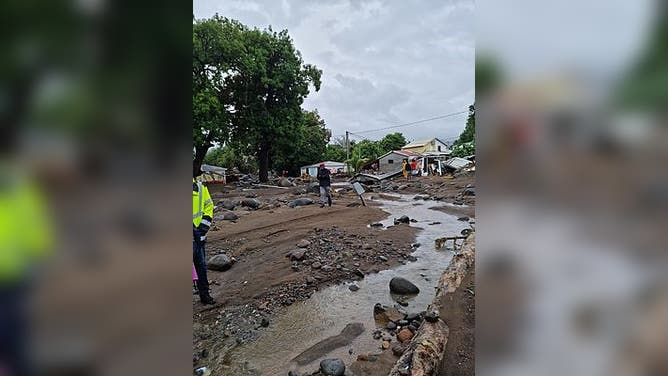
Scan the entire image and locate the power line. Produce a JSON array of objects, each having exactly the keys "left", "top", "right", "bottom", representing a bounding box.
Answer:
[{"left": 351, "top": 110, "right": 468, "bottom": 135}]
